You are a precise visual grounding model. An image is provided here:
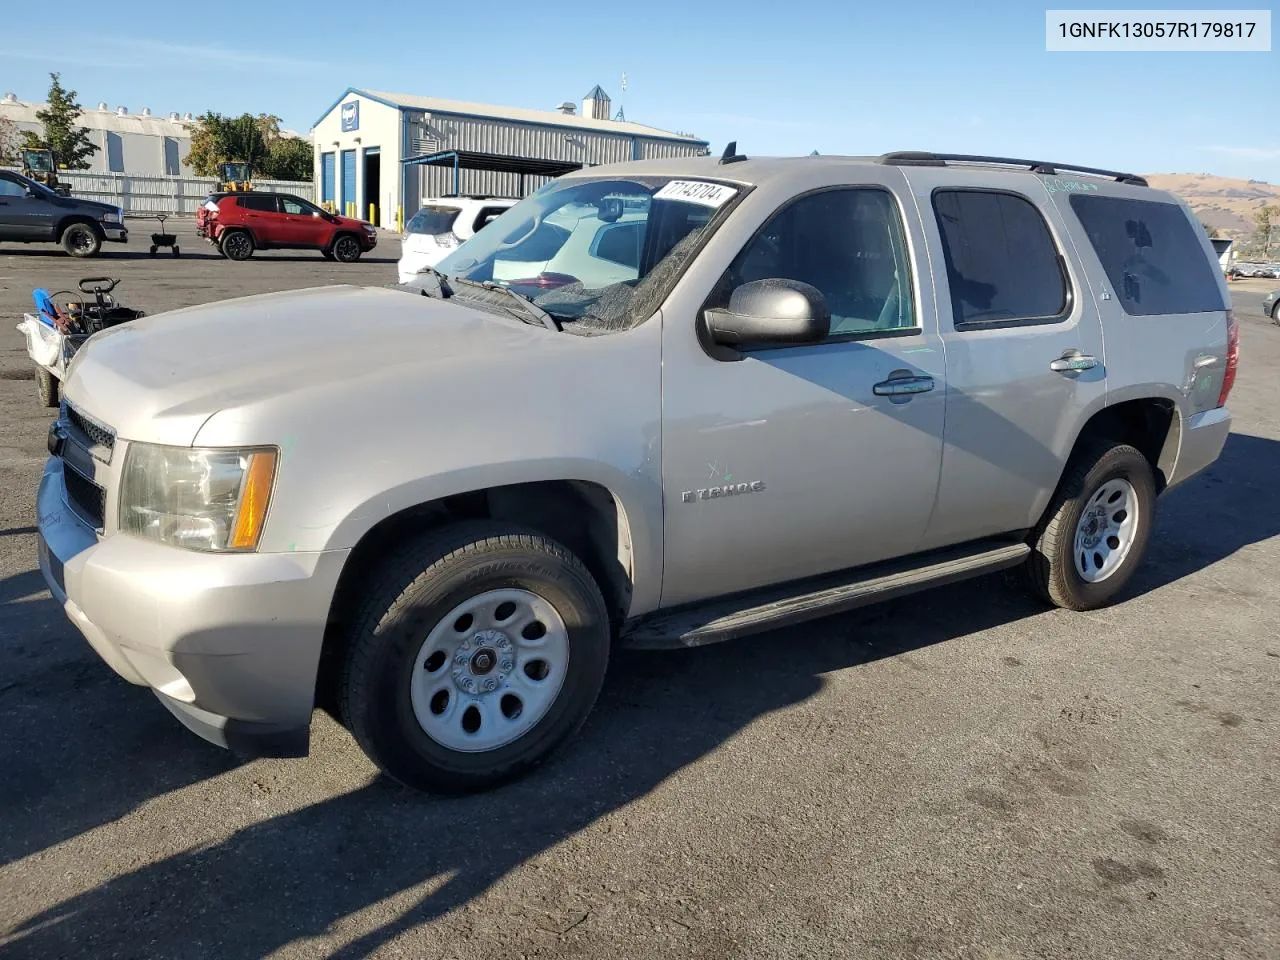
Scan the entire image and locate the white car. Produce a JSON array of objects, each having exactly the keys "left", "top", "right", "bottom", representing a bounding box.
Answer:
[{"left": 397, "top": 197, "right": 517, "bottom": 283}]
